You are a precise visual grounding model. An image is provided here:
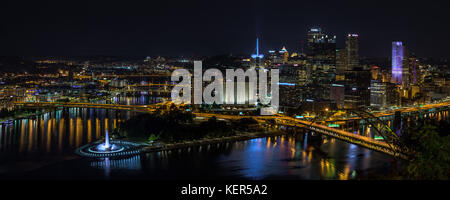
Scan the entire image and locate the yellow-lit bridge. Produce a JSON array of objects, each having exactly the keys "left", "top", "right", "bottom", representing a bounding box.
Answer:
[
  {"left": 194, "top": 113, "right": 405, "bottom": 158},
  {"left": 330, "top": 101, "right": 450, "bottom": 122}
]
